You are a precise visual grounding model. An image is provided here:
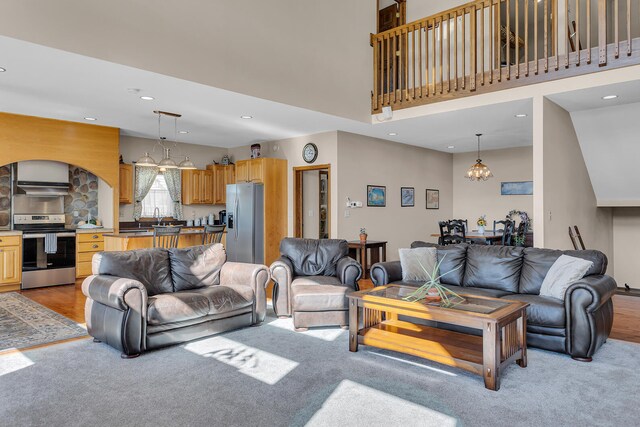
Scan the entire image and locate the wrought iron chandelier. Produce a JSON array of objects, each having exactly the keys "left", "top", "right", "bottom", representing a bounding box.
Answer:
[
  {"left": 465, "top": 133, "right": 493, "bottom": 181},
  {"left": 136, "top": 110, "right": 196, "bottom": 170}
]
